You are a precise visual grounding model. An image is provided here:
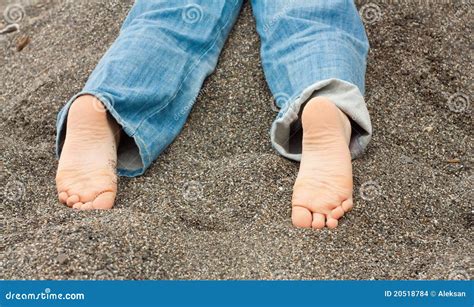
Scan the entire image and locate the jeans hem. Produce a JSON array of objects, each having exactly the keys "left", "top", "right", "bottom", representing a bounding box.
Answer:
[{"left": 270, "top": 78, "right": 372, "bottom": 161}]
